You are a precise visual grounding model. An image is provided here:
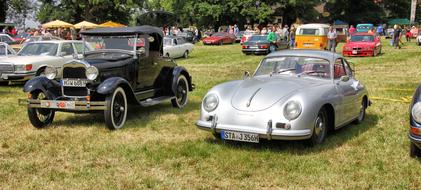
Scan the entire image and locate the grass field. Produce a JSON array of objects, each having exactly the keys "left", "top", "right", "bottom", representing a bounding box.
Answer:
[{"left": 1, "top": 39, "right": 421, "bottom": 189}]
